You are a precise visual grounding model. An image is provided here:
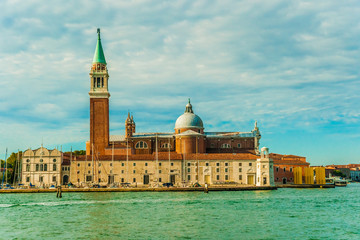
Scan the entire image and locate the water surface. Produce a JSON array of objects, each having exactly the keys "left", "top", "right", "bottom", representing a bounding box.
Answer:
[{"left": 1, "top": 184, "right": 359, "bottom": 239}]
